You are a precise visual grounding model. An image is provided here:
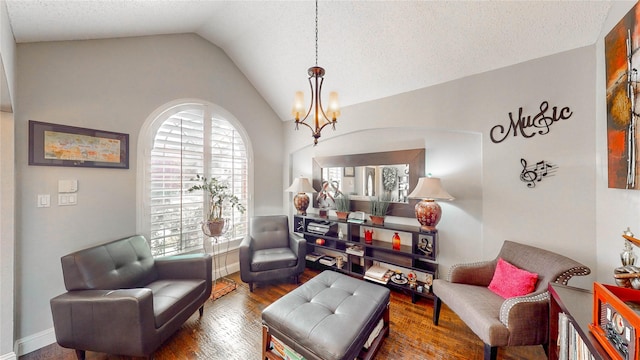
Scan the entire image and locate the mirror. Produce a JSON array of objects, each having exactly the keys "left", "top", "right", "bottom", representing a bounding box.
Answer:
[
  {"left": 312, "top": 148, "right": 425, "bottom": 217},
  {"left": 320, "top": 165, "right": 410, "bottom": 202}
]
